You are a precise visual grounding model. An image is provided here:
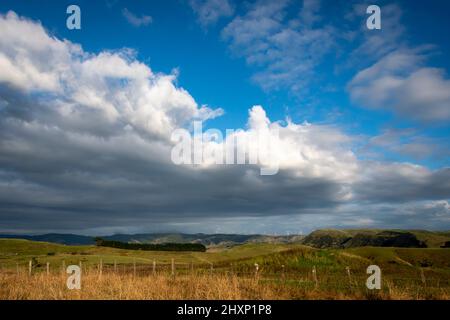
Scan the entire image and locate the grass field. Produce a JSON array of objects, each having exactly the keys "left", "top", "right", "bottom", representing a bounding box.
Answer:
[{"left": 0, "top": 239, "right": 449, "bottom": 299}]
